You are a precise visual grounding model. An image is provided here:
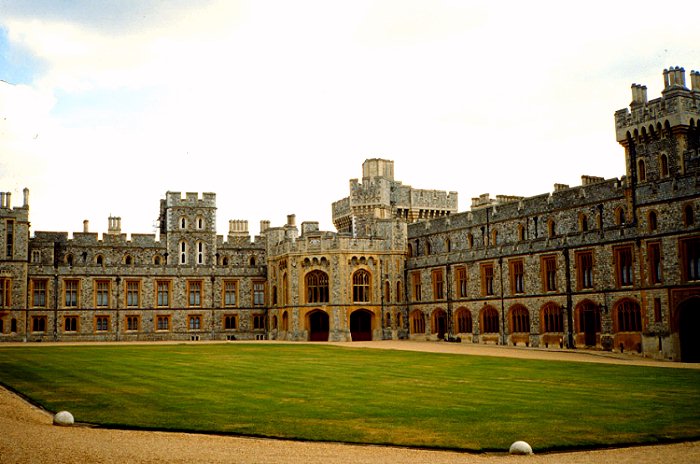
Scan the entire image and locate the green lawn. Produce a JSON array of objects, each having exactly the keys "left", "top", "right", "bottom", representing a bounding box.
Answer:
[{"left": 0, "top": 343, "right": 699, "bottom": 452}]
